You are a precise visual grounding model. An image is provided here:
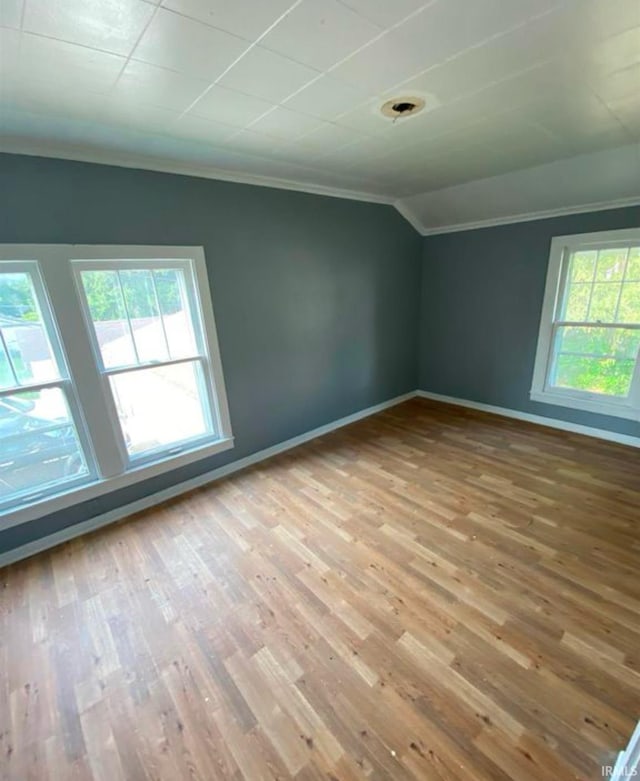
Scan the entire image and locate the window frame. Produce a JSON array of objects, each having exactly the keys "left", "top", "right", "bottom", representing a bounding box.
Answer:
[
  {"left": 0, "top": 245, "right": 233, "bottom": 531},
  {"left": 72, "top": 257, "right": 221, "bottom": 471},
  {"left": 0, "top": 260, "right": 98, "bottom": 508},
  {"left": 530, "top": 228, "right": 640, "bottom": 422}
]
